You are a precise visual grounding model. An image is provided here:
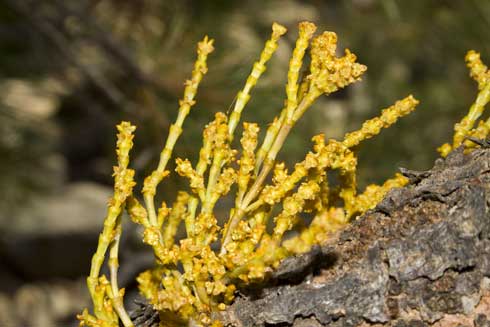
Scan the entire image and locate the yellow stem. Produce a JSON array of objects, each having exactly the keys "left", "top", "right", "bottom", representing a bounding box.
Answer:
[
  {"left": 143, "top": 36, "right": 214, "bottom": 226},
  {"left": 109, "top": 215, "right": 134, "bottom": 327},
  {"left": 453, "top": 81, "right": 490, "bottom": 147}
]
